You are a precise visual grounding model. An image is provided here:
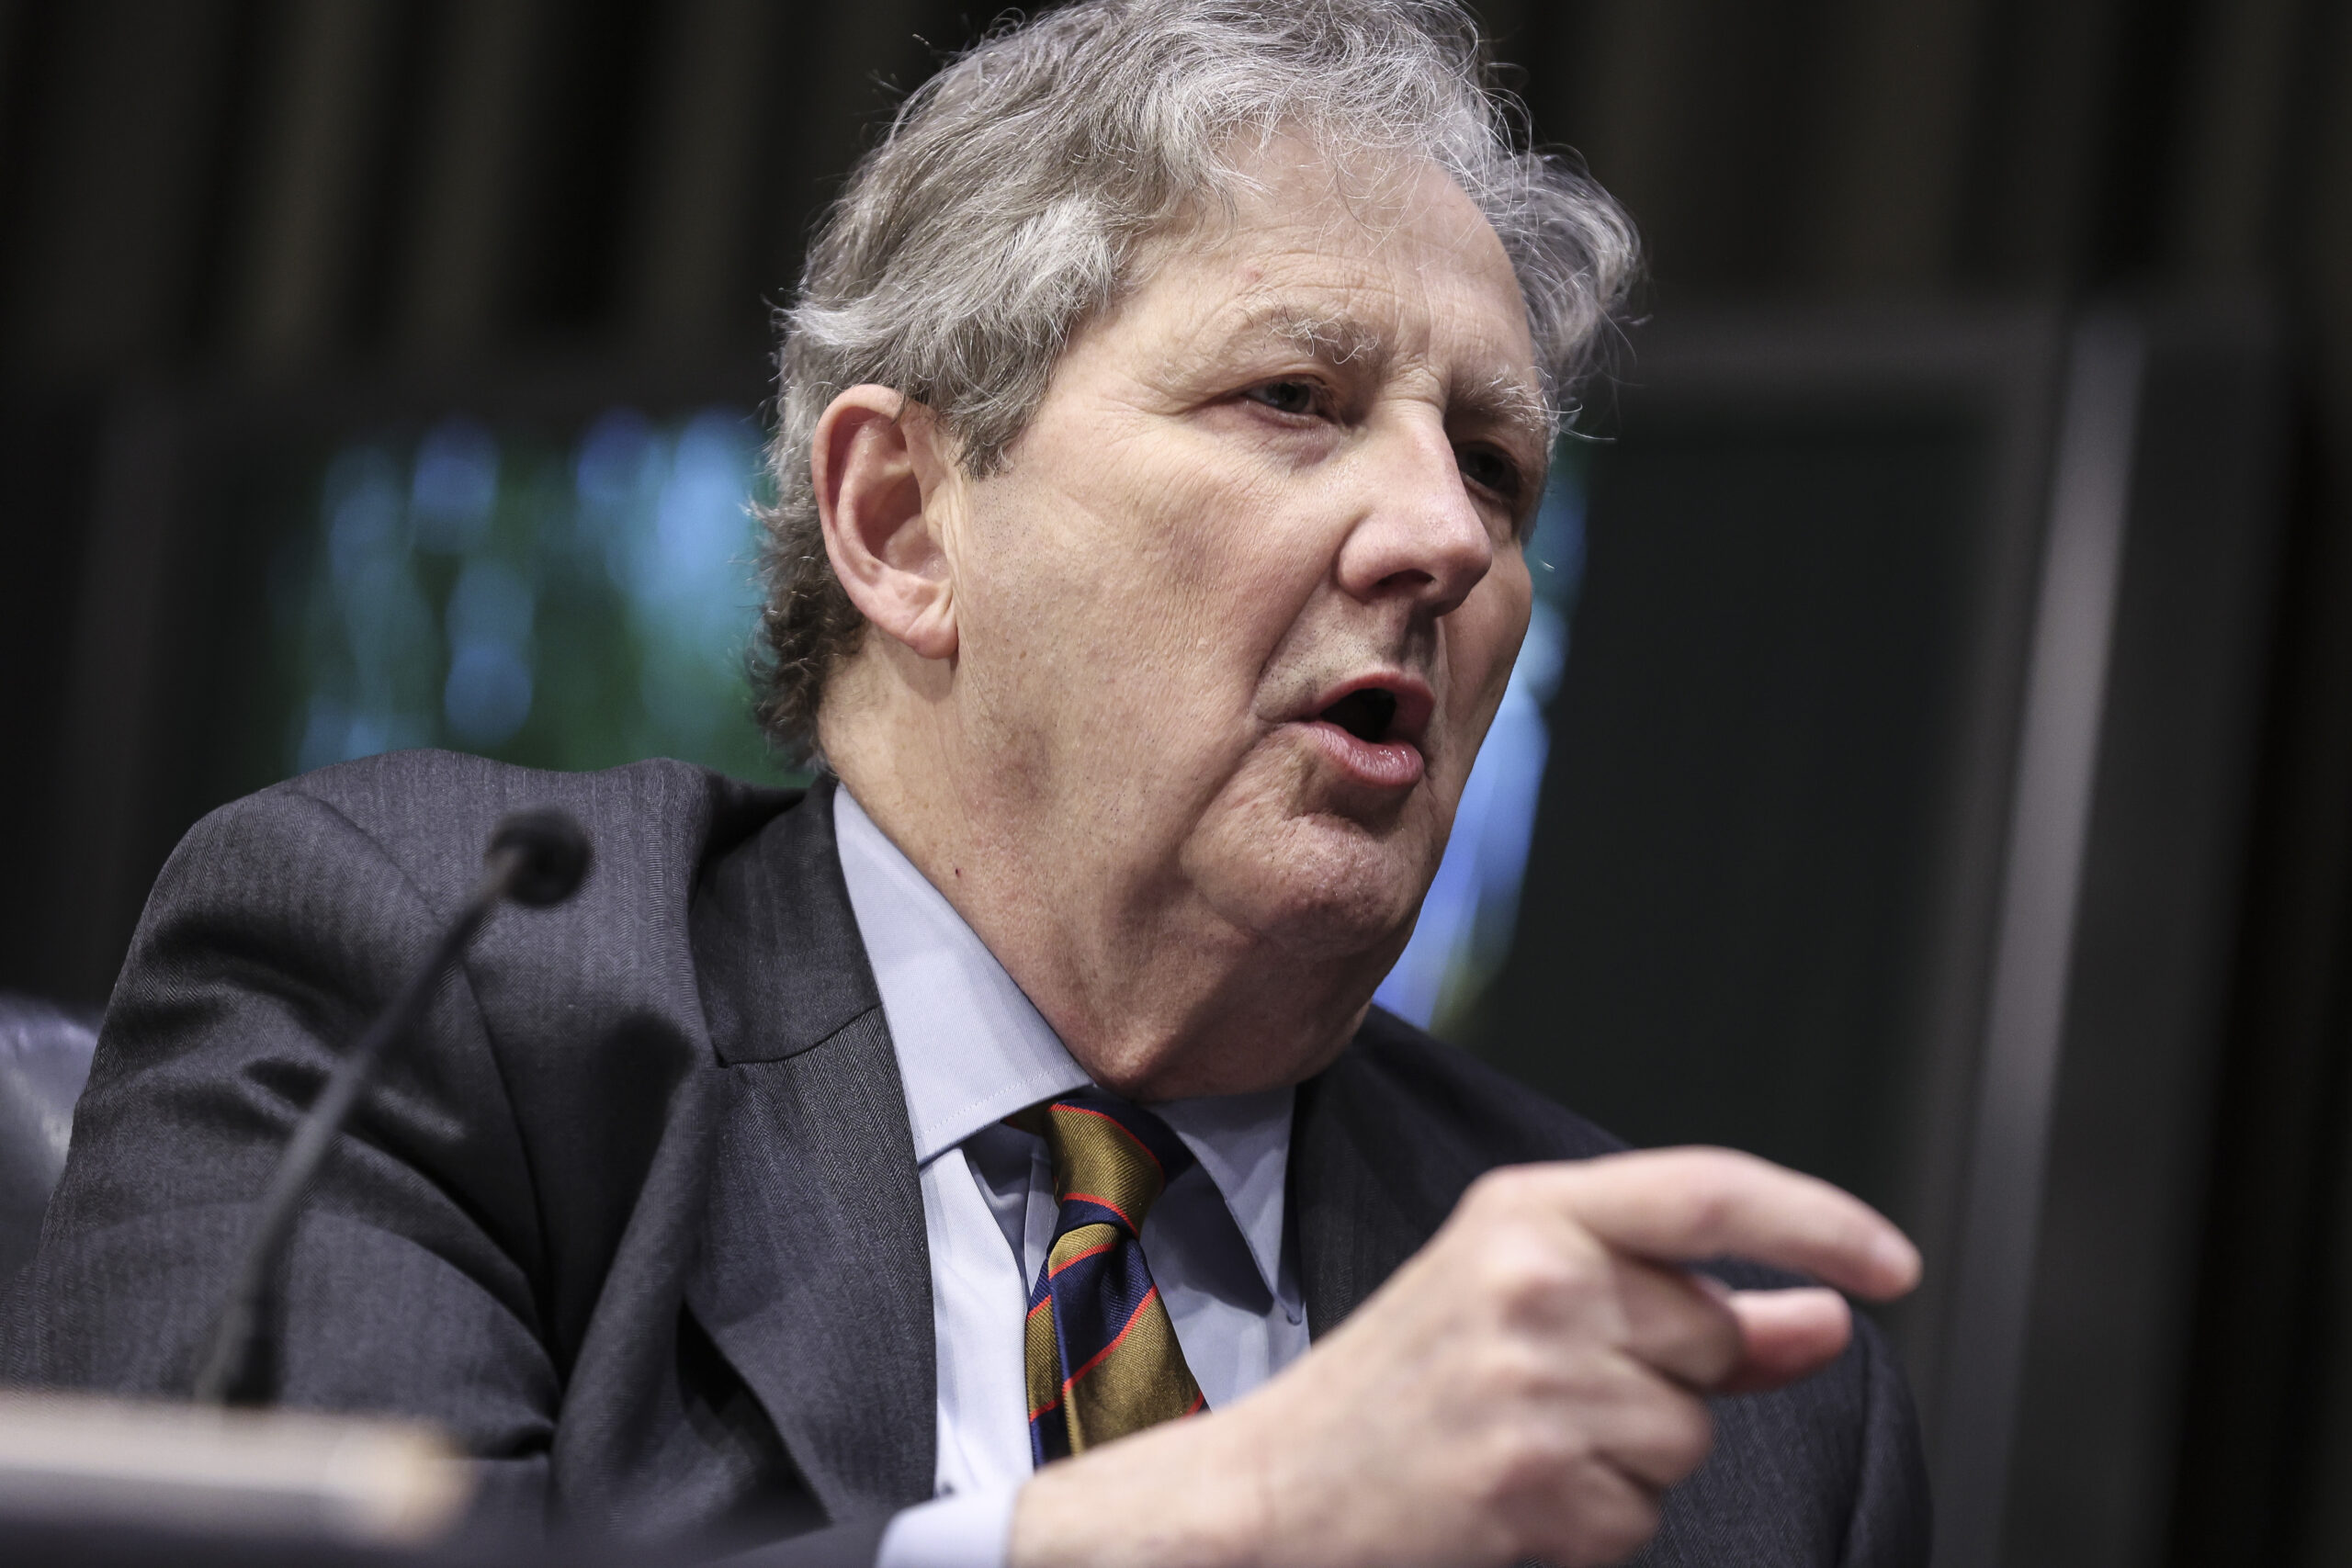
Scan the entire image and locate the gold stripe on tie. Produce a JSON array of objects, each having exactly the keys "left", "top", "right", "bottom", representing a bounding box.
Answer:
[
  {"left": 1025, "top": 1292, "right": 1063, "bottom": 1430},
  {"left": 1061, "top": 1283, "right": 1203, "bottom": 1451},
  {"left": 1042, "top": 1104, "right": 1167, "bottom": 1223}
]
